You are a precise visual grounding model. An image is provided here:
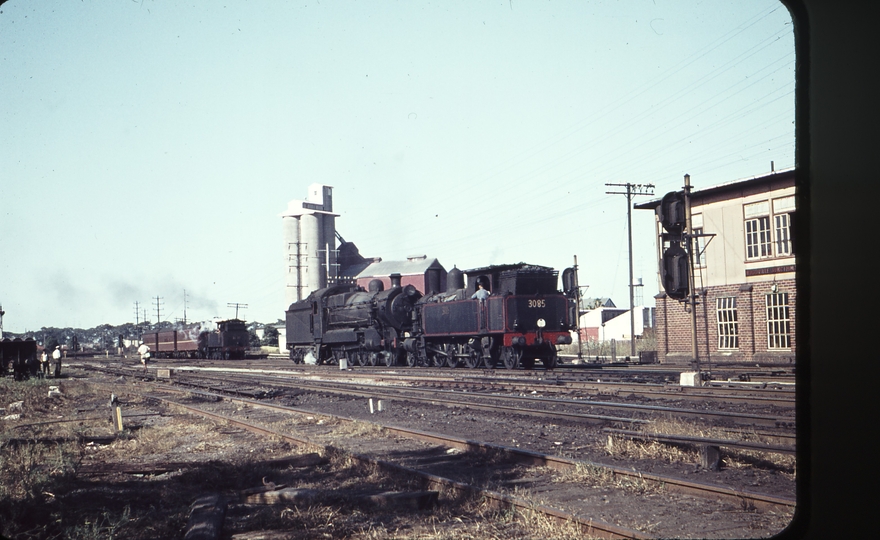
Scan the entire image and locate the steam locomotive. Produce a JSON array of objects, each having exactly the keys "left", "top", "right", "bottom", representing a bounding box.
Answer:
[
  {"left": 141, "top": 319, "right": 250, "bottom": 360},
  {"left": 285, "top": 263, "right": 578, "bottom": 369}
]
